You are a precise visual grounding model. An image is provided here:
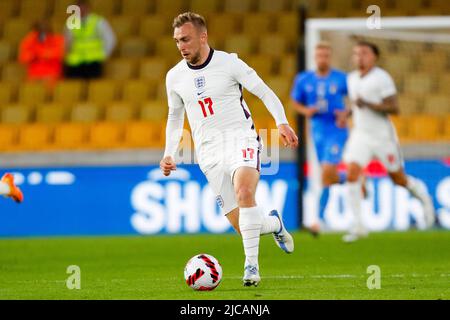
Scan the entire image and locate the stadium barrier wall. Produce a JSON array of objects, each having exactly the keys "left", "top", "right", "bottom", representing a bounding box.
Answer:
[{"left": 0, "top": 160, "right": 448, "bottom": 237}]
